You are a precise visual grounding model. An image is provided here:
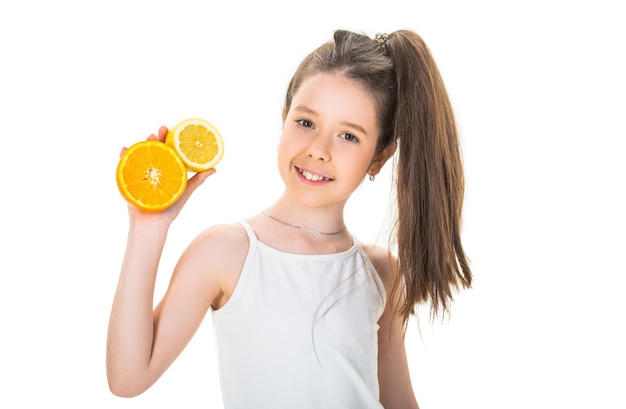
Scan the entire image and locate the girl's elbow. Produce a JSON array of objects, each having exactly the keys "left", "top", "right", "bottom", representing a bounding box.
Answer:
[
  {"left": 107, "top": 373, "right": 149, "bottom": 398},
  {"left": 108, "top": 382, "right": 145, "bottom": 398}
]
